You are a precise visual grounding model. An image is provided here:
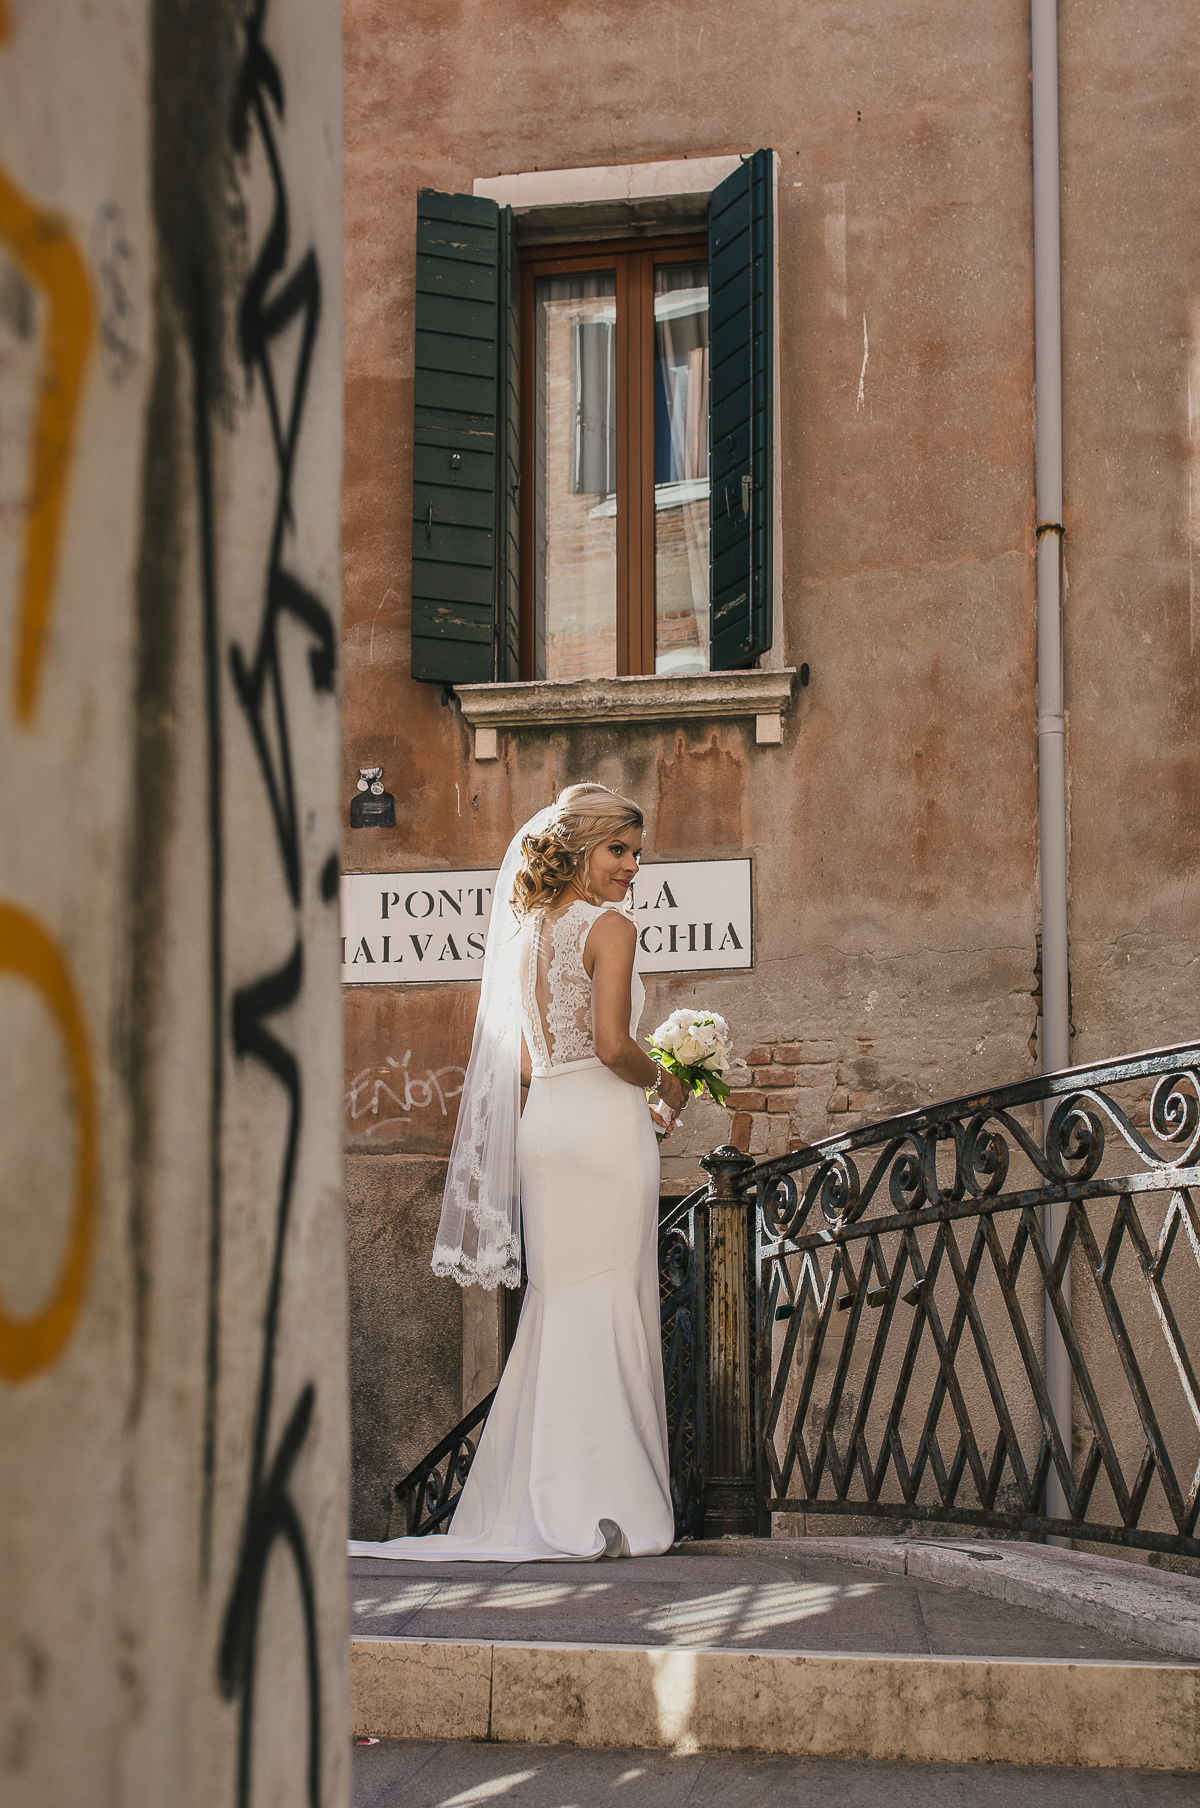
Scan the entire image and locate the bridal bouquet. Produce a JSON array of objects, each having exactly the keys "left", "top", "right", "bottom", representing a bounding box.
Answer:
[{"left": 646, "top": 1008, "right": 732, "bottom": 1110}]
